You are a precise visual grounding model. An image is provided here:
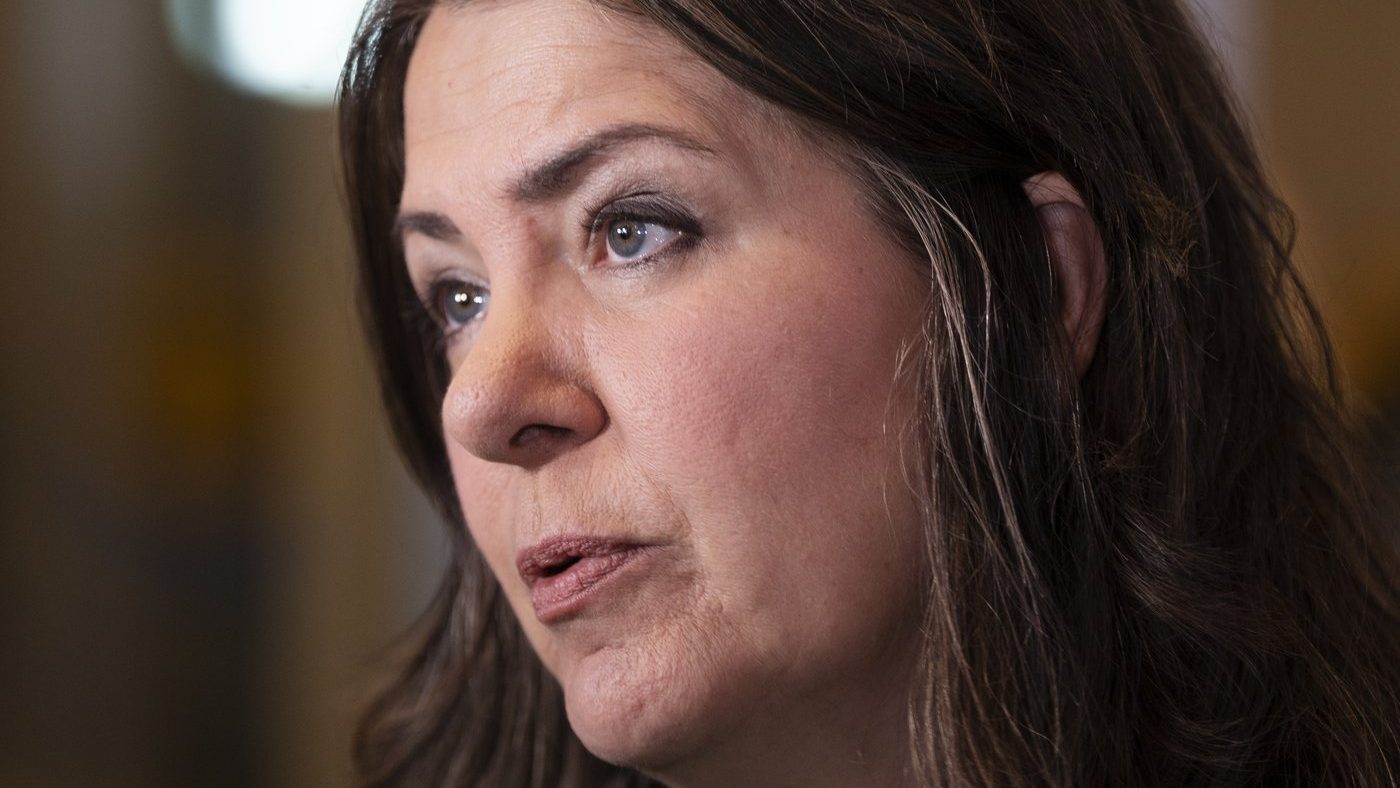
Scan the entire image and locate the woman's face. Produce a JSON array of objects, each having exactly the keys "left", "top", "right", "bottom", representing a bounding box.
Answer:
[{"left": 401, "top": 0, "right": 928, "bottom": 780}]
